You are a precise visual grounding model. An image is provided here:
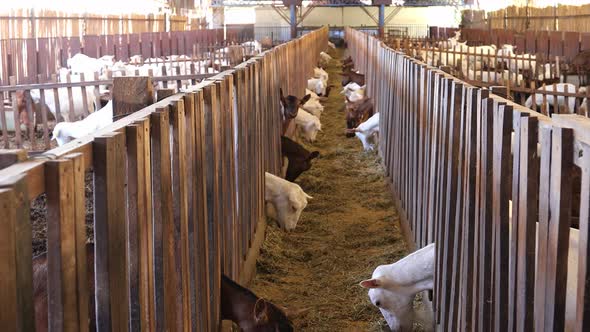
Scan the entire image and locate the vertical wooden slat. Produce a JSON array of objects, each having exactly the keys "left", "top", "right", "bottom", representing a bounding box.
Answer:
[
  {"left": 45, "top": 157, "right": 83, "bottom": 332},
  {"left": 577, "top": 140, "right": 590, "bottom": 332},
  {"left": 149, "top": 108, "right": 176, "bottom": 332},
  {"left": 182, "top": 93, "right": 198, "bottom": 331},
  {"left": 192, "top": 90, "right": 211, "bottom": 332},
  {"left": 170, "top": 98, "right": 192, "bottom": 331},
  {"left": 535, "top": 126, "right": 553, "bottom": 332},
  {"left": 93, "top": 132, "right": 129, "bottom": 332},
  {"left": 515, "top": 116, "right": 538, "bottom": 332},
  {"left": 544, "top": 126, "right": 574, "bottom": 332},
  {"left": 492, "top": 103, "right": 512, "bottom": 332},
  {"left": 0, "top": 174, "right": 34, "bottom": 332},
  {"left": 202, "top": 83, "right": 221, "bottom": 332},
  {"left": 125, "top": 122, "right": 150, "bottom": 332},
  {"left": 64, "top": 153, "right": 89, "bottom": 332}
]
